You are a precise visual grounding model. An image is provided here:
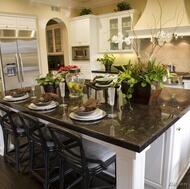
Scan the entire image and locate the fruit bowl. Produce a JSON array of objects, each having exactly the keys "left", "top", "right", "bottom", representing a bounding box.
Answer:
[
  {"left": 95, "top": 78, "right": 113, "bottom": 85},
  {"left": 113, "top": 64, "right": 128, "bottom": 71}
]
